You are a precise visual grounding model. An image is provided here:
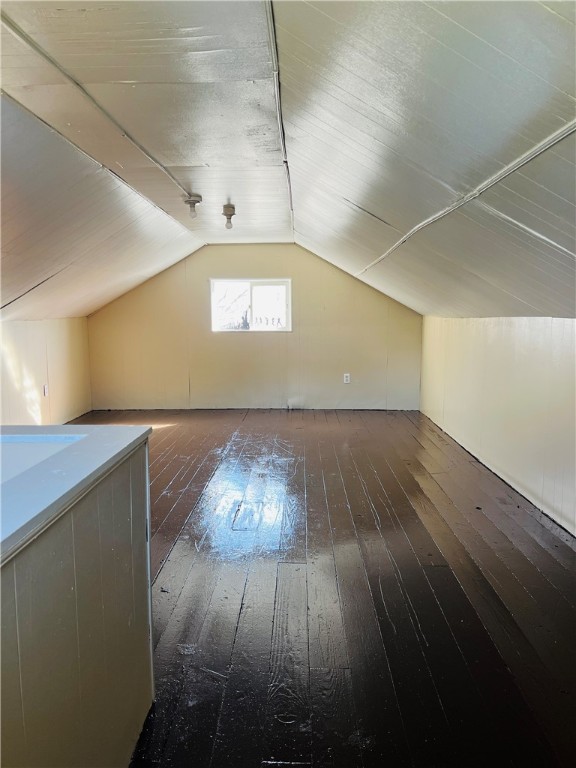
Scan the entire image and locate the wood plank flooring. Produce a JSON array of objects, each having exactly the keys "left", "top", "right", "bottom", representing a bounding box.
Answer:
[{"left": 70, "top": 409, "right": 576, "bottom": 767}]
